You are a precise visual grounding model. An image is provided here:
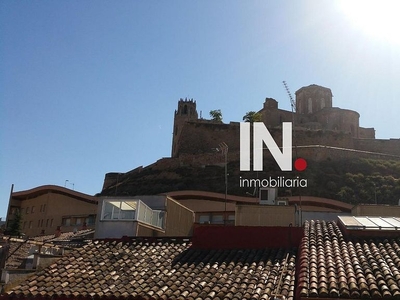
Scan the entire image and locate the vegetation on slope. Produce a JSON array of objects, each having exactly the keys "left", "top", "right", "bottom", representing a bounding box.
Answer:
[
  {"left": 303, "top": 158, "right": 400, "bottom": 205},
  {"left": 101, "top": 158, "right": 400, "bottom": 205}
]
